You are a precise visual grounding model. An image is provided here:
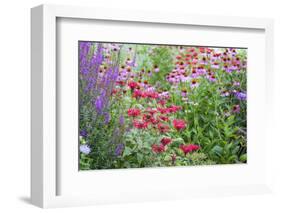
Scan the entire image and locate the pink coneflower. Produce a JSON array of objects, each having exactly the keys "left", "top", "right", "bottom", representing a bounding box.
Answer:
[
  {"left": 126, "top": 58, "right": 132, "bottom": 65},
  {"left": 190, "top": 79, "right": 199, "bottom": 88},
  {"left": 197, "top": 66, "right": 207, "bottom": 75},
  {"left": 229, "top": 65, "right": 238, "bottom": 72},
  {"left": 180, "top": 74, "right": 189, "bottom": 82},
  {"left": 207, "top": 74, "right": 216, "bottom": 82},
  {"left": 211, "top": 62, "right": 220, "bottom": 69},
  {"left": 154, "top": 65, "right": 160, "bottom": 72},
  {"left": 159, "top": 91, "right": 170, "bottom": 99},
  {"left": 233, "top": 81, "right": 240, "bottom": 86},
  {"left": 200, "top": 57, "right": 208, "bottom": 65},
  {"left": 221, "top": 90, "right": 230, "bottom": 97},
  {"left": 191, "top": 69, "right": 199, "bottom": 78},
  {"left": 232, "top": 105, "right": 240, "bottom": 113},
  {"left": 179, "top": 46, "right": 185, "bottom": 53},
  {"left": 181, "top": 89, "right": 188, "bottom": 97}
]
